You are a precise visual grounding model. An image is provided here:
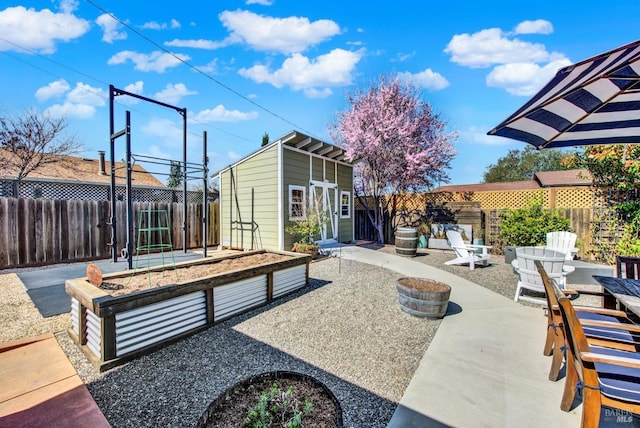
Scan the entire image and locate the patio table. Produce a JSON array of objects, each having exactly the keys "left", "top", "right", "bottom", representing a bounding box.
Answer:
[{"left": 593, "top": 275, "right": 640, "bottom": 318}]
